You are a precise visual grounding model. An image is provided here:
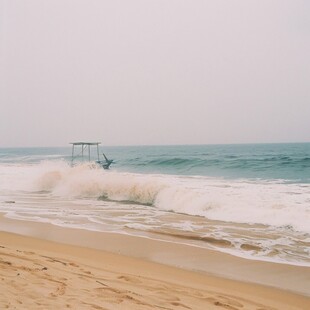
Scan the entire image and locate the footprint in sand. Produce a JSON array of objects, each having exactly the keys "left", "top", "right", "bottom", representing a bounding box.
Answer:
[
  {"left": 69, "top": 262, "right": 79, "bottom": 267},
  {"left": 214, "top": 295, "right": 244, "bottom": 308},
  {"left": 205, "top": 297, "right": 240, "bottom": 310},
  {"left": 50, "top": 283, "right": 66, "bottom": 297},
  {"left": 170, "top": 301, "right": 192, "bottom": 309},
  {"left": 117, "top": 275, "right": 142, "bottom": 284}
]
